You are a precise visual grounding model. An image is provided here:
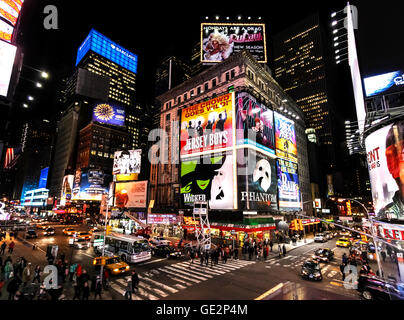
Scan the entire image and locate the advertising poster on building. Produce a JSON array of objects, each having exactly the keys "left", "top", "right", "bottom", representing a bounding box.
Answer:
[
  {"left": 0, "top": 0, "right": 24, "bottom": 26},
  {"left": 60, "top": 175, "right": 74, "bottom": 206},
  {"left": 0, "top": 19, "right": 13, "bottom": 42},
  {"left": 274, "top": 112, "right": 297, "bottom": 163},
  {"left": 365, "top": 121, "right": 404, "bottom": 222},
  {"left": 0, "top": 40, "right": 16, "bottom": 97},
  {"left": 112, "top": 150, "right": 141, "bottom": 181},
  {"left": 363, "top": 70, "right": 404, "bottom": 98},
  {"left": 237, "top": 149, "right": 278, "bottom": 212},
  {"left": 180, "top": 151, "right": 234, "bottom": 209},
  {"left": 72, "top": 168, "right": 111, "bottom": 201},
  {"left": 277, "top": 159, "right": 301, "bottom": 211},
  {"left": 235, "top": 91, "right": 275, "bottom": 155},
  {"left": 114, "top": 181, "right": 148, "bottom": 208},
  {"left": 180, "top": 93, "right": 234, "bottom": 157},
  {"left": 92, "top": 102, "right": 125, "bottom": 127},
  {"left": 201, "top": 23, "right": 267, "bottom": 63}
]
